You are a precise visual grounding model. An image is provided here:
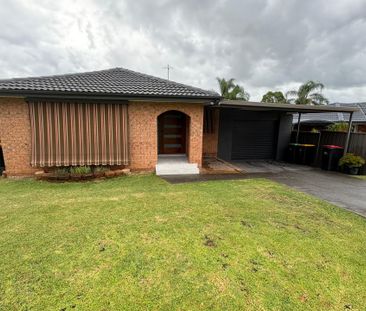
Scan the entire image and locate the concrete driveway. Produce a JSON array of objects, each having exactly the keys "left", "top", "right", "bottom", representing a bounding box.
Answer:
[{"left": 232, "top": 161, "right": 366, "bottom": 217}]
